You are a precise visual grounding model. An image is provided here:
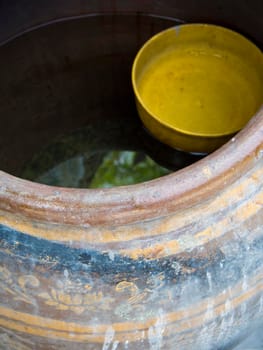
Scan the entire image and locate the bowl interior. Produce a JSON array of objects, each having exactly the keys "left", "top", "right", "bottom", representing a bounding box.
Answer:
[{"left": 133, "top": 24, "right": 263, "bottom": 138}]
